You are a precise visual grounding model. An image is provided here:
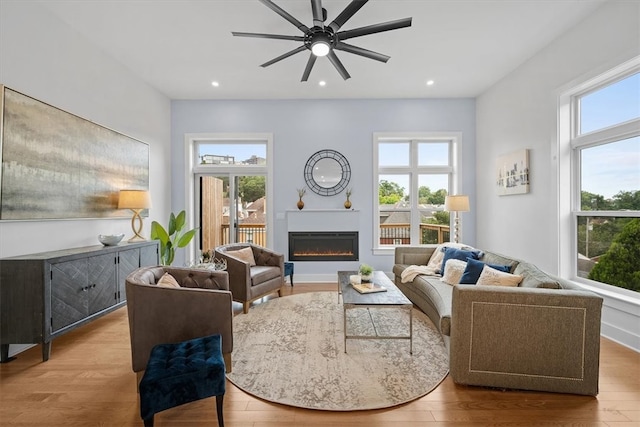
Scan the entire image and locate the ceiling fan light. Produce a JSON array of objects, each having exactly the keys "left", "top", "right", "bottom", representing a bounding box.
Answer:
[{"left": 311, "top": 41, "right": 330, "bottom": 57}]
